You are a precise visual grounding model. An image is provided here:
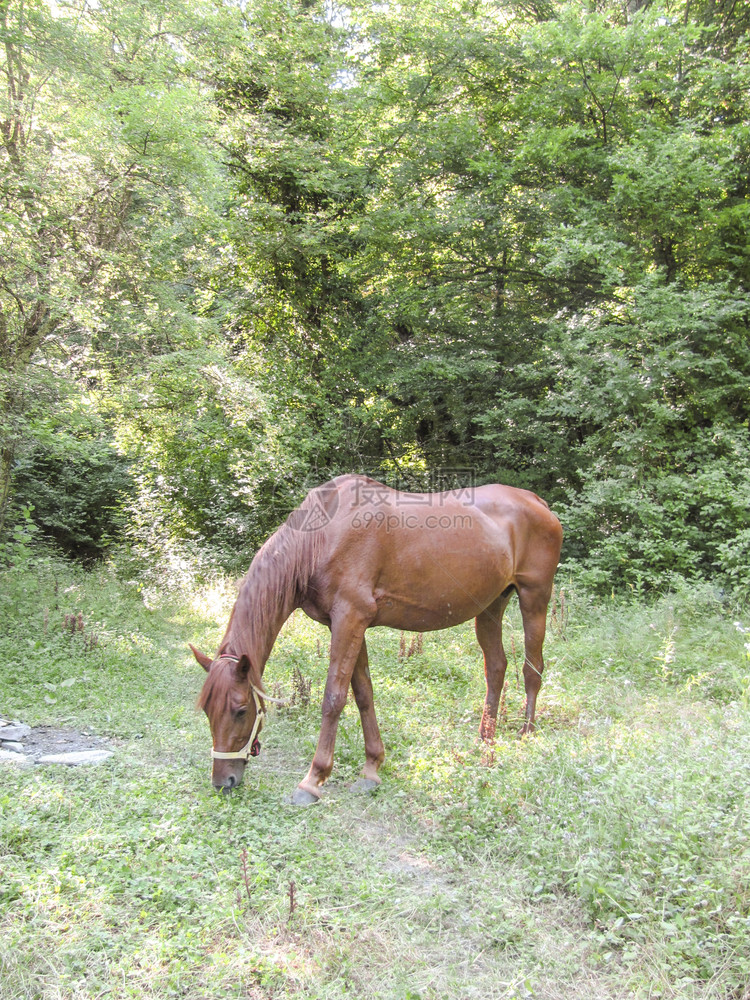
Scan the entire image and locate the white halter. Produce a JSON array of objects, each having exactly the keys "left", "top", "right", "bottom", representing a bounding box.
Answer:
[{"left": 209, "top": 655, "right": 287, "bottom": 761}]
